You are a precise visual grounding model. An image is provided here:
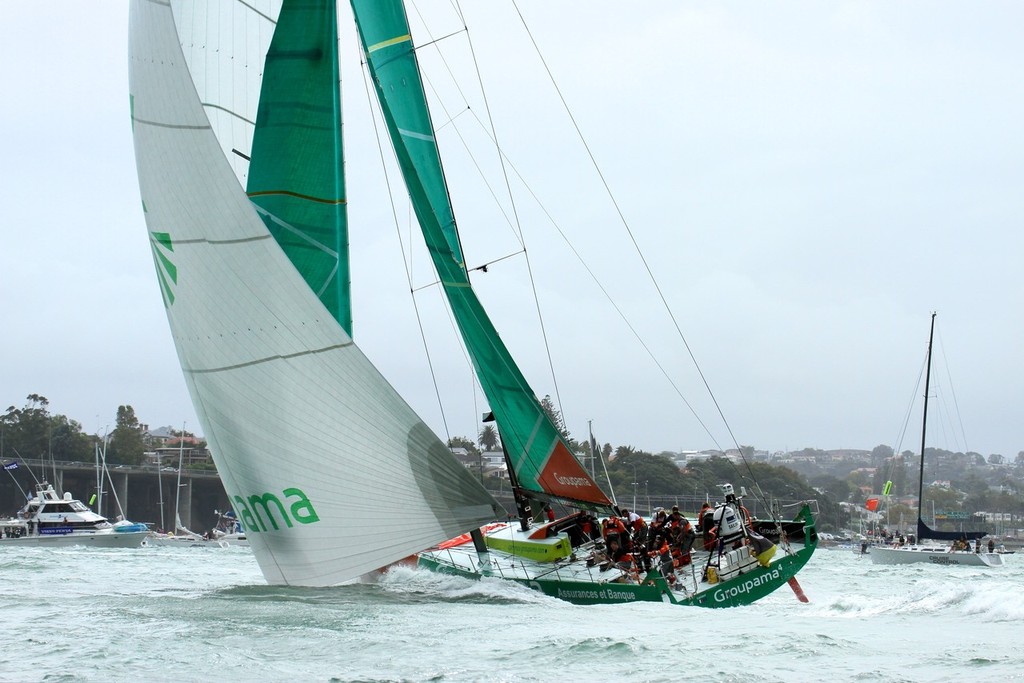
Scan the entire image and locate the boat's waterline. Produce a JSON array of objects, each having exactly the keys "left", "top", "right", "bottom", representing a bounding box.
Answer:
[
  {"left": 0, "top": 530, "right": 149, "bottom": 548},
  {"left": 869, "top": 544, "right": 1004, "bottom": 567},
  {"left": 417, "top": 503, "right": 818, "bottom": 608}
]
